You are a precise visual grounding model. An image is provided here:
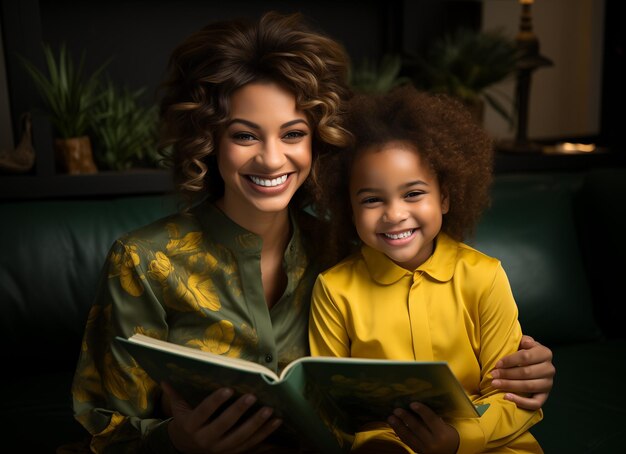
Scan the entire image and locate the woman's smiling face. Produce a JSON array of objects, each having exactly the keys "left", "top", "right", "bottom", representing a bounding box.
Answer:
[{"left": 217, "top": 82, "right": 312, "bottom": 218}]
